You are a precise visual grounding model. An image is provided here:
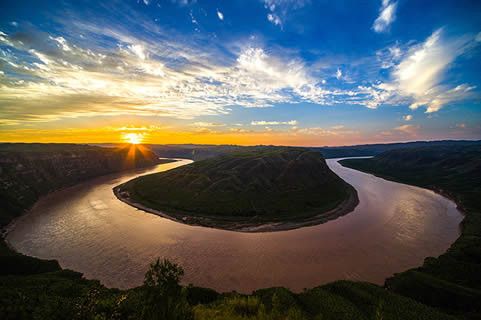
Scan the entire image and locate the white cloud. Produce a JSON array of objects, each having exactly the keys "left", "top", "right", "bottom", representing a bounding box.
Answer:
[
  {"left": 363, "top": 29, "right": 479, "bottom": 112},
  {"left": 376, "top": 44, "right": 402, "bottom": 69},
  {"left": 267, "top": 13, "right": 282, "bottom": 26},
  {"left": 0, "top": 27, "right": 333, "bottom": 123},
  {"left": 251, "top": 120, "right": 298, "bottom": 126},
  {"left": 49, "top": 36, "right": 72, "bottom": 52},
  {"left": 191, "top": 122, "right": 224, "bottom": 127},
  {"left": 262, "top": 0, "right": 310, "bottom": 28},
  {"left": 216, "top": 9, "right": 224, "bottom": 21},
  {"left": 292, "top": 126, "right": 357, "bottom": 136},
  {"left": 335, "top": 68, "right": 342, "bottom": 80},
  {"left": 394, "top": 124, "right": 418, "bottom": 136},
  {"left": 395, "top": 29, "right": 476, "bottom": 112},
  {"left": 128, "top": 44, "right": 146, "bottom": 60},
  {"left": 373, "top": 0, "right": 397, "bottom": 33},
  {"left": 403, "top": 114, "right": 412, "bottom": 121}
]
